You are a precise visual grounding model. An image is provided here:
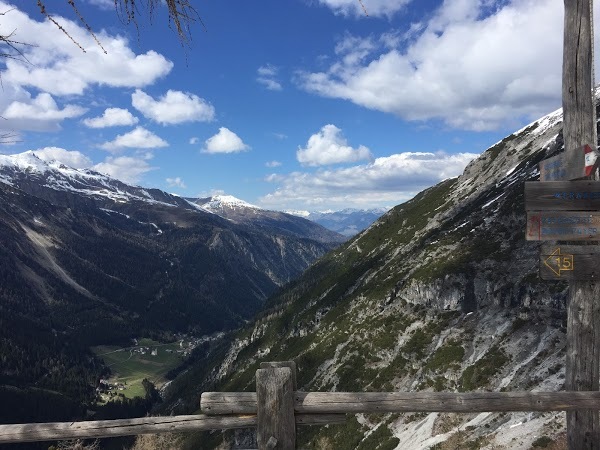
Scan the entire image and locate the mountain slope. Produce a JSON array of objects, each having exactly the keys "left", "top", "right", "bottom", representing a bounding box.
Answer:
[
  {"left": 162, "top": 106, "right": 575, "bottom": 449},
  {"left": 0, "top": 154, "right": 341, "bottom": 423},
  {"left": 189, "top": 195, "right": 346, "bottom": 244}
]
